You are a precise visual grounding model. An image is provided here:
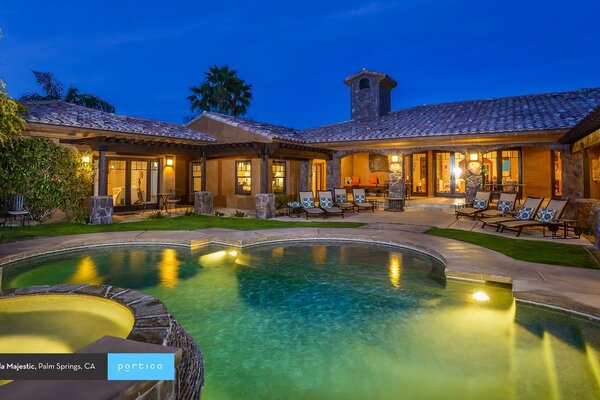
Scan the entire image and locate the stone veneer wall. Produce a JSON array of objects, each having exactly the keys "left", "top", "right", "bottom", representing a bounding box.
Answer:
[
  {"left": 0, "top": 285, "right": 204, "bottom": 400},
  {"left": 326, "top": 156, "right": 341, "bottom": 190},
  {"left": 255, "top": 194, "right": 275, "bottom": 219},
  {"left": 194, "top": 191, "right": 213, "bottom": 215},
  {"left": 562, "top": 152, "right": 584, "bottom": 219},
  {"left": 299, "top": 160, "right": 313, "bottom": 192},
  {"left": 89, "top": 196, "right": 113, "bottom": 224}
]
